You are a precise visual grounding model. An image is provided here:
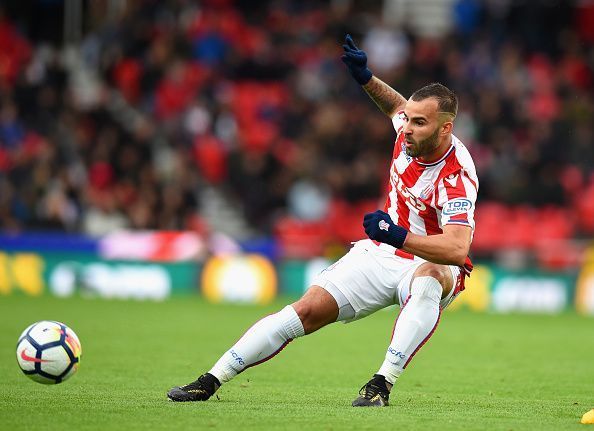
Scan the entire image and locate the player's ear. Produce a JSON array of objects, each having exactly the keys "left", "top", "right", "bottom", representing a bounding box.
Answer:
[{"left": 440, "top": 120, "right": 453, "bottom": 135}]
